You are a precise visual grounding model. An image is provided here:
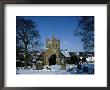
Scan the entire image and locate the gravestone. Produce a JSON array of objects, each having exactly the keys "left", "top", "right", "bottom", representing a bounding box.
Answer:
[
  {"left": 83, "top": 66, "right": 88, "bottom": 73},
  {"left": 61, "top": 61, "right": 66, "bottom": 70}
]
